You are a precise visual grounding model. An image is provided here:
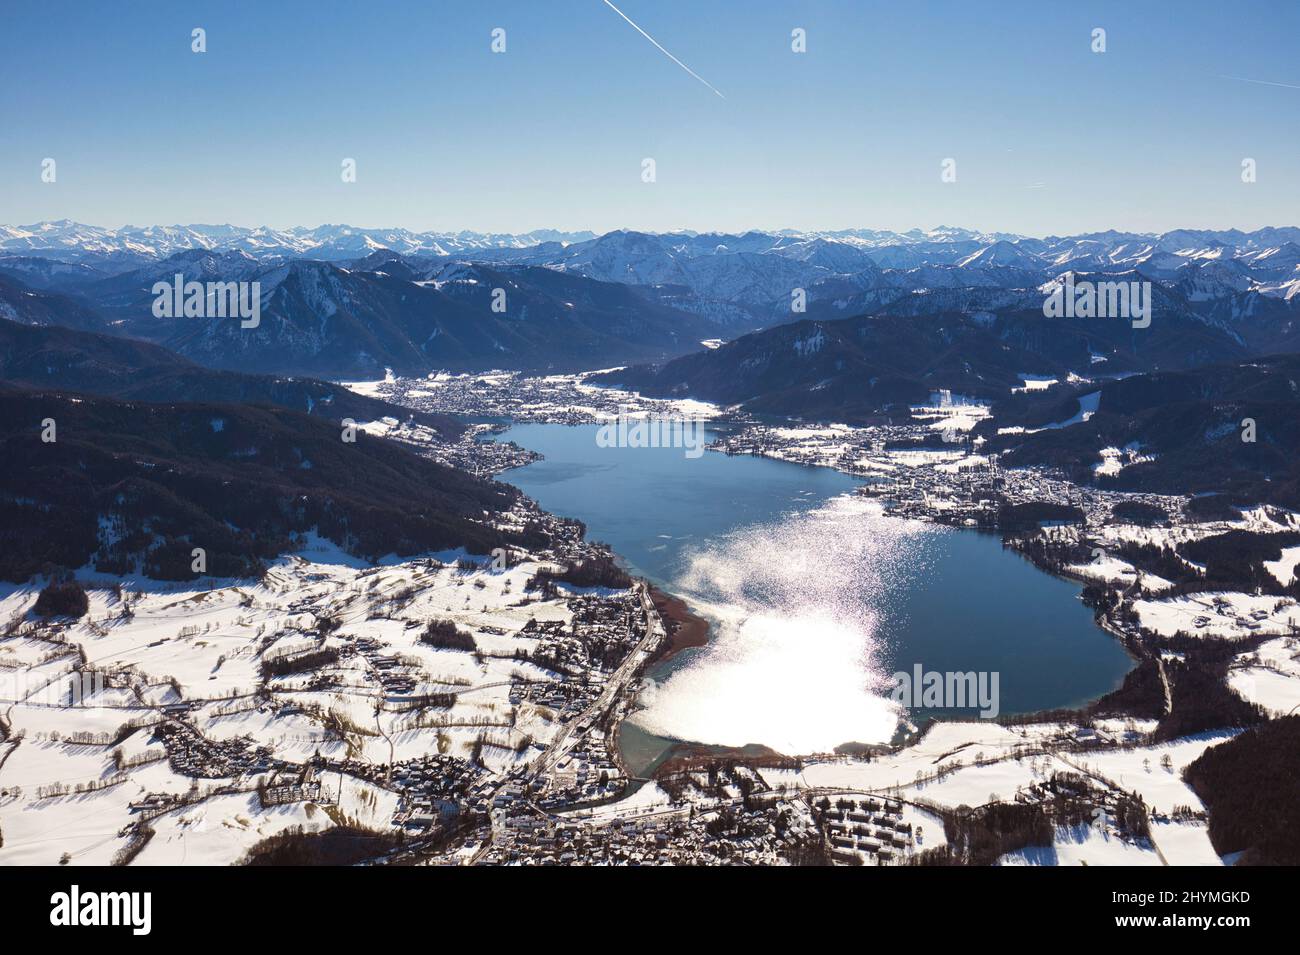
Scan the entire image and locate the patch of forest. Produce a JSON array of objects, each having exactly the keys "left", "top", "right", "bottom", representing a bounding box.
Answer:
[
  {"left": 0, "top": 389, "right": 529, "bottom": 583},
  {"left": 1184, "top": 716, "right": 1300, "bottom": 865},
  {"left": 240, "top": 825, "right": 404, "bottom": 866}
]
